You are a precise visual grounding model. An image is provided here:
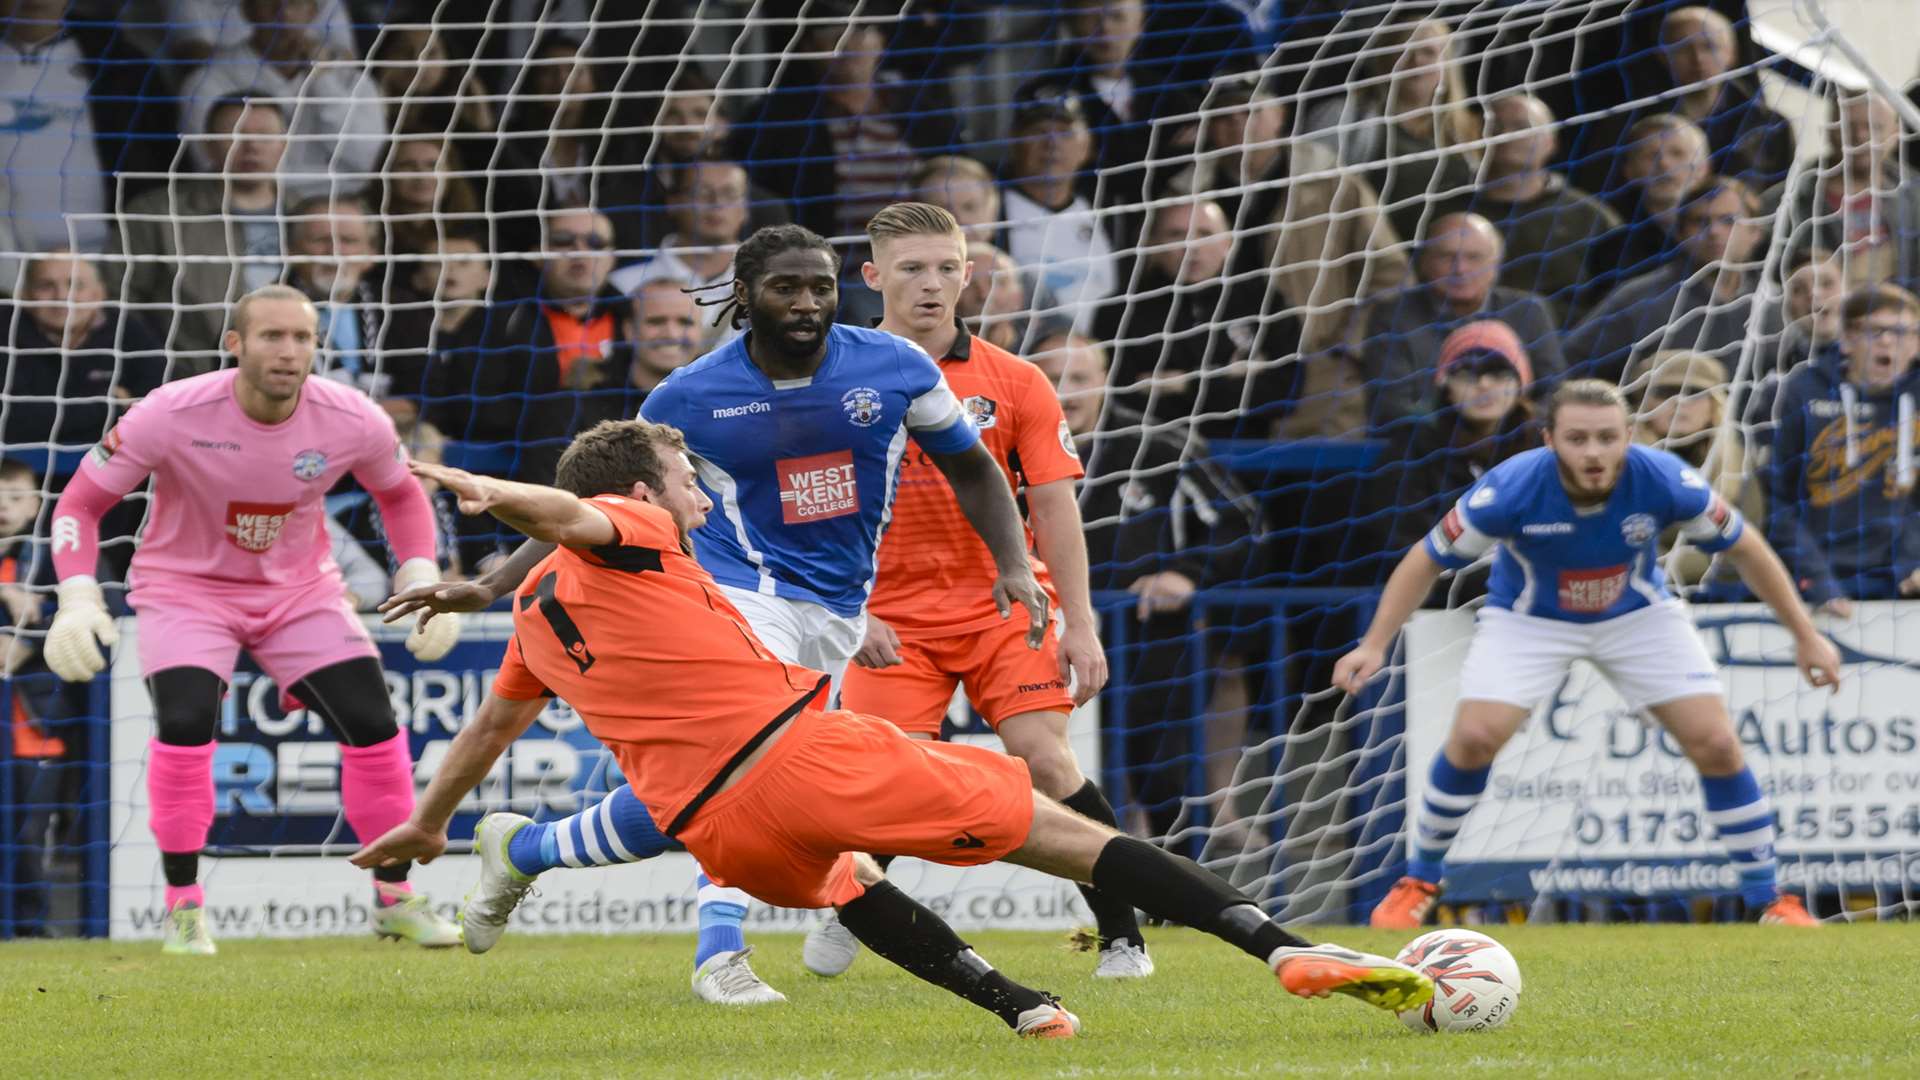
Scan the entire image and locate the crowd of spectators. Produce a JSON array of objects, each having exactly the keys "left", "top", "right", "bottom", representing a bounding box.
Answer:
[{"left": 4, "top": 0, "right": 1920, "bottom": 851}]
